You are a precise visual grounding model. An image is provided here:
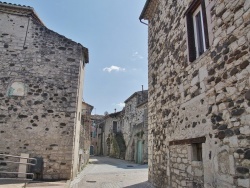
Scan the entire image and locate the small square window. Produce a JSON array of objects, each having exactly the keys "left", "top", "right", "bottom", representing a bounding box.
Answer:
[
  {"left": 192, "top": 143, "right": 203, "bottom": 161},
  {"left": 185, "top": 0, "right": 209, "bottom": 62}
]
